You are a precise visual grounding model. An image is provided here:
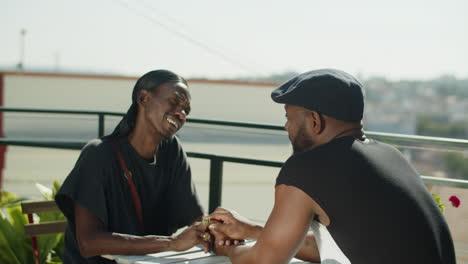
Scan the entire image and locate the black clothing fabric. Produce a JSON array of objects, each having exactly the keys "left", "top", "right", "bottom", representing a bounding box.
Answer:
[
  {"left": 276, "top": 136, "right": 455, "bottom": 264},
  {"left": 55, "top": 136, "right": 203, "bottom": 264}
]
